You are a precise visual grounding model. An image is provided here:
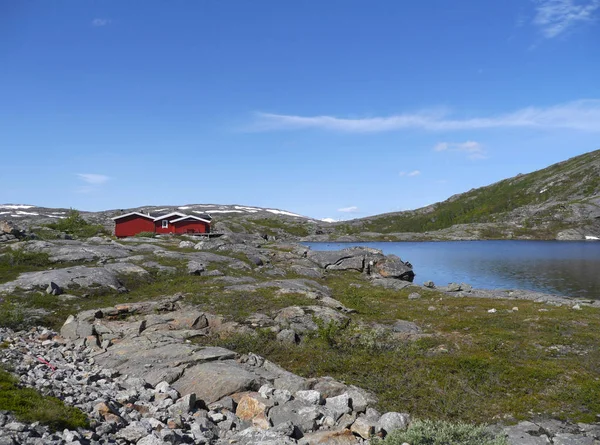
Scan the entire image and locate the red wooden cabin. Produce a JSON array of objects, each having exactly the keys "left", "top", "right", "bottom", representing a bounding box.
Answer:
[{"left": 112, "top": 211, "right": 211, "bottom": 237}]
